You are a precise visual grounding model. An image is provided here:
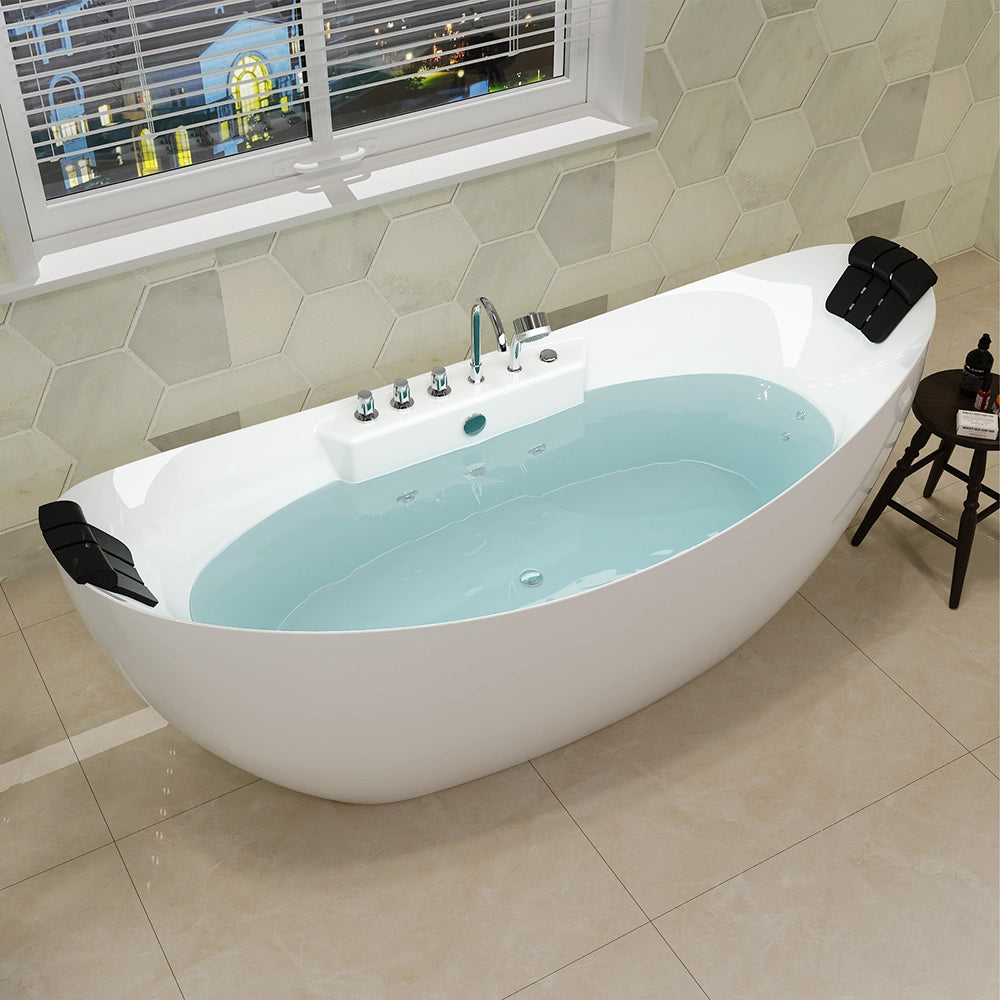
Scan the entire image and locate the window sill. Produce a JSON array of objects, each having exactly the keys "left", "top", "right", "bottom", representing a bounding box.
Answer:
[{"left": 0, "top": 110, "right": 654, "bottom": 302}]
